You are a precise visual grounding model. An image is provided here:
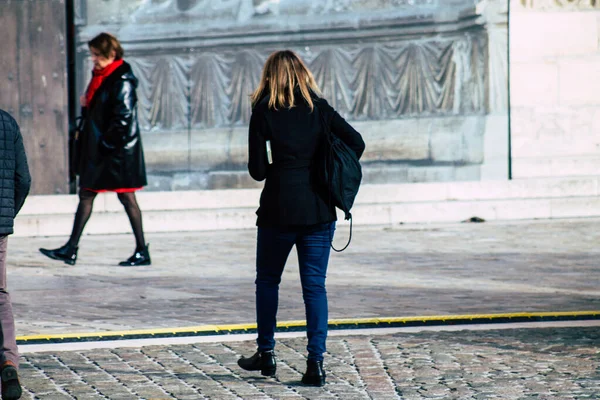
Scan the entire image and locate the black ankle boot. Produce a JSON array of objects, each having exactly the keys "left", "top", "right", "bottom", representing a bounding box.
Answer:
[
  {"left": 237, "top": 350, "right": 276, "bottom": 376},
  {"left": 1, "top": 363, "right": 22, "bottom": 400},
  {"left": 301, "top": 359, "right": 326, "bottom": 386},
  {"left": 119, "top": 244, "right": 151, "bottom": 266},
  {"left": 39, "top": 244, "right": 78, "bottom": 265}
]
